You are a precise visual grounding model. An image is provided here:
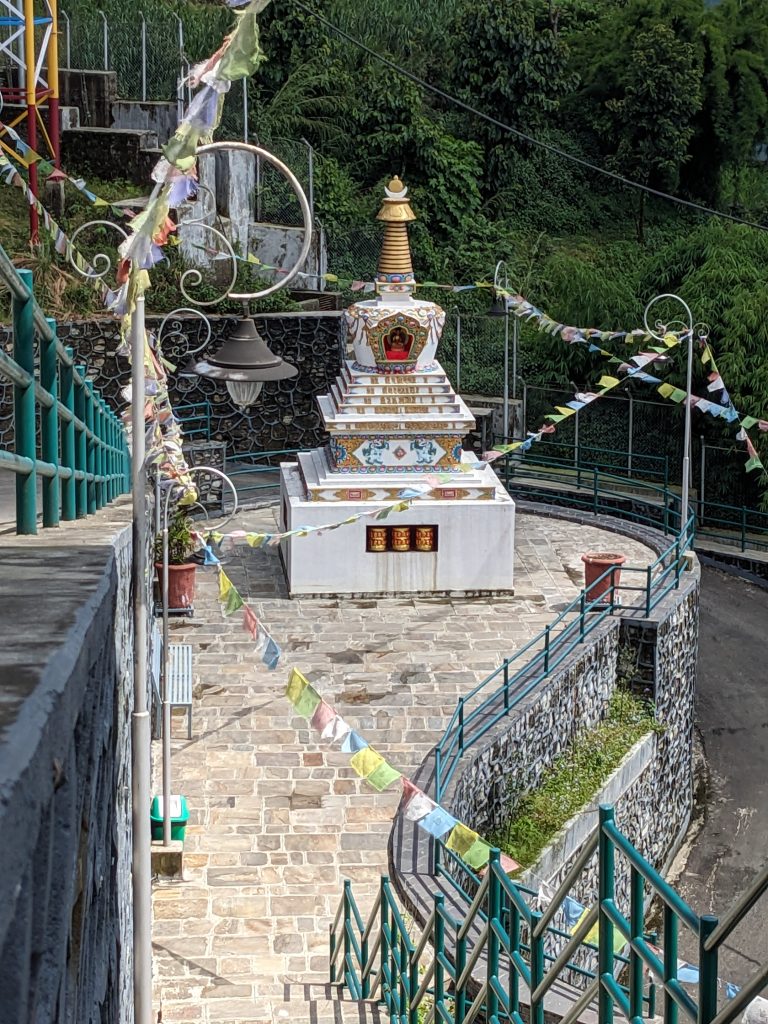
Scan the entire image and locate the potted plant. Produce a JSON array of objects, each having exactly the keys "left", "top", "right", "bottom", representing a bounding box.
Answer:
[{"left": 155, "top": 509, "right": 198, "bottom": 611}]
